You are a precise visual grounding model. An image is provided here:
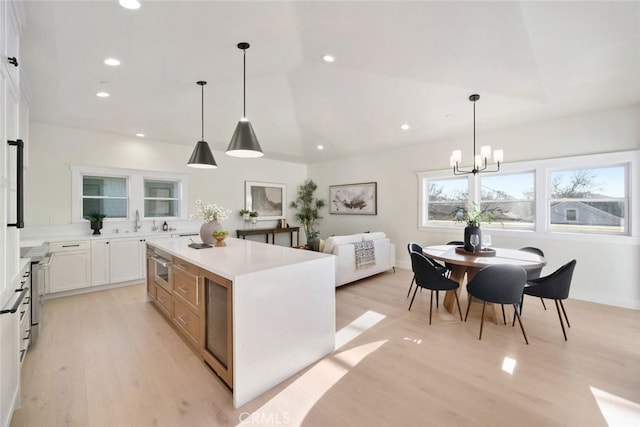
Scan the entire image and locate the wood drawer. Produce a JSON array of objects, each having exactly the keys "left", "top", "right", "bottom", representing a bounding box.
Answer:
[
  {"left": 172, "top": 257, "right": 200, "bottom": 276},
  {"left": 173, "top": 298, "right": 201, "bottom": 347},
  {"left": 172, "top": 265, "right": 199, "bottom": 310},
  {"left": 155, "top": 285, "right": 172, "bottom": 317},
  {"left": 147, "top": 280, "right": 157, "bottom": 300}
]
